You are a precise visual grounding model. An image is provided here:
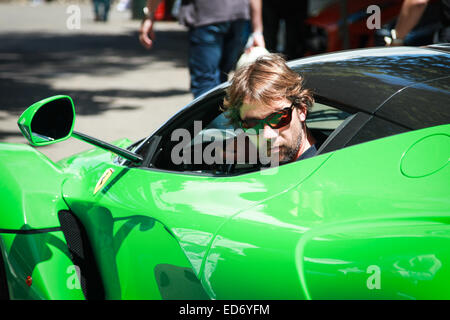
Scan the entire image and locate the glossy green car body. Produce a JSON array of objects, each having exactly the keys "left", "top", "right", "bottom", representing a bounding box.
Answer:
[{"left": 1, "top": 47, "right": 449, "bottom": 300}]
